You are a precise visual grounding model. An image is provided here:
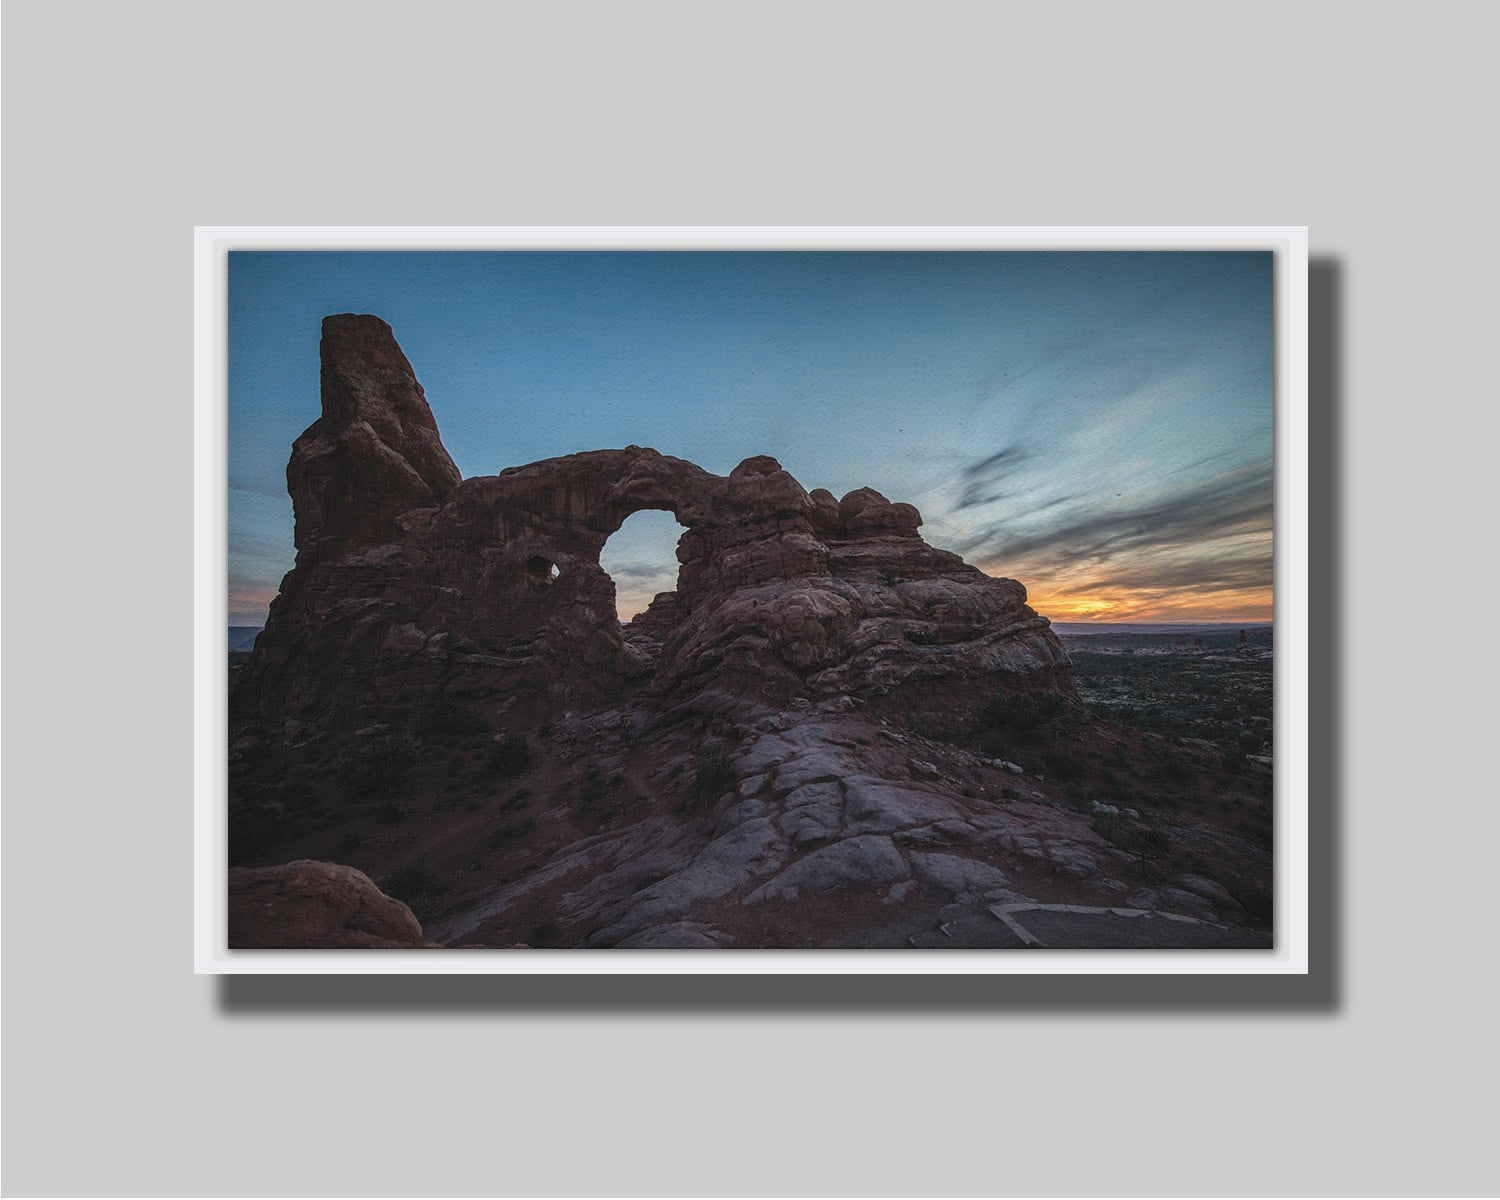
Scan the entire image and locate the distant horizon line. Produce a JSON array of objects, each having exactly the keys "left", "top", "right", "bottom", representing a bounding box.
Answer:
[
  {"left": 1049, "top": 619, "right": 1272, "bottom": 626},
  {"left": 229, "top": 617, "right": 1275, "bottom": 632}
]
